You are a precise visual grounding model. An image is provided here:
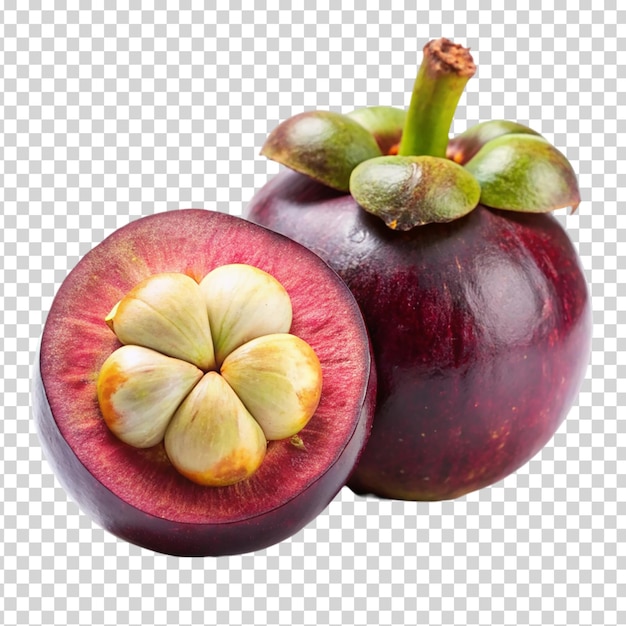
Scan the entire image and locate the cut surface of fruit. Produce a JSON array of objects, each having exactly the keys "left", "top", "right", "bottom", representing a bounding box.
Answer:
[{"left": 33, "top": 209, "right": 375, "bottom": 556}]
